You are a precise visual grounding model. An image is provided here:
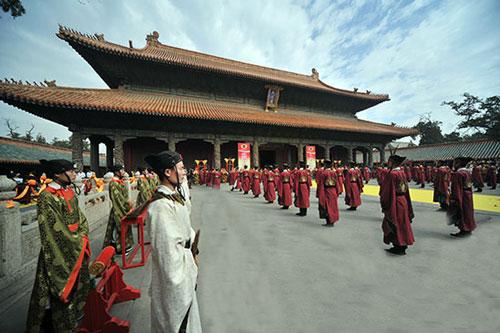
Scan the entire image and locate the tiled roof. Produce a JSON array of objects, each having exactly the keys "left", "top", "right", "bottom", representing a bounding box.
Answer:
[
  {"left": 0, "top": 82, "right": 415, "bottom": 137},
  {"left": 386, "top": 140, "right": 500, "bottom": 161},
  {"left": 0, "top": 136, "right": 106, "bottom": 166},
  {"left": 56, "top": 26, "right": 388, "bottom": 102}
]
